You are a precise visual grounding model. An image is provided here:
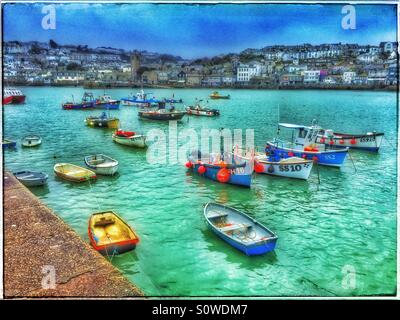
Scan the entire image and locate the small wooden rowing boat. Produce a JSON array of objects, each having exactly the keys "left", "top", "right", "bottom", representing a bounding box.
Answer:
[
  {"left": 2, "top": 139, "right": 17, "bottom": 149},
  {"left": 316, "top": 130, "right": 384, "bottom": 152},
  {"left": 209, "top": 91, "right": 230, "bottom": 99},
  {"left": 13, "top": 171, "right": 48, "bottom": 187},
  {"left": 54, "top": 163, "right": 96, "bottom": 182},
  {"left": 21, "top": 135, "right": 42, "bottom": 147},
  {"left": 85, "top": 112, "right": 120, "bottom": 129},
  {"left": 255, "top": 155, "right": 313, "bottom": 180},
  {"left": 88, "top": 211, "right": 139, "bottom": 255},
  {"left": 112, "top": 130, "right": 147, "bottom": 148},
  {"left": 204, "top": 203, "right": 278, "bottom": 256},
  {"left": 84, "top": 154, "right": 119, "bottom": 176}
]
